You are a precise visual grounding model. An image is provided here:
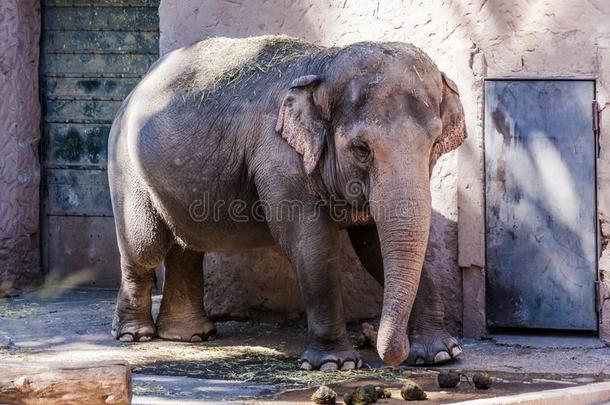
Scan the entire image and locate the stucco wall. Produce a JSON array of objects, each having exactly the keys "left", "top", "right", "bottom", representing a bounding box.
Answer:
[
  {"left": 0, "top": 0, "right": 41, "bottom": 296},
  {"left": 158, "top": 0, "right": 610, "bottom": 339}
]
